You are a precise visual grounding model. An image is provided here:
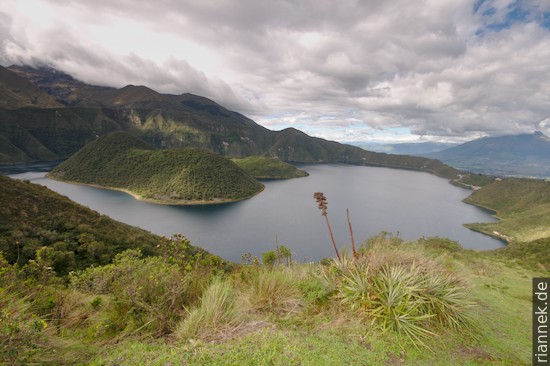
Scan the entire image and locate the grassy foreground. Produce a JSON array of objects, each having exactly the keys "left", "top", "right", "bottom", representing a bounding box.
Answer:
[{"left": 1, "top": 233, "right": 545, "bottom": 365}]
